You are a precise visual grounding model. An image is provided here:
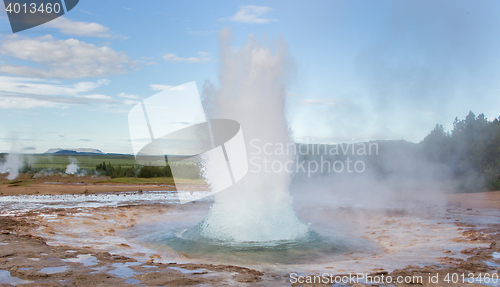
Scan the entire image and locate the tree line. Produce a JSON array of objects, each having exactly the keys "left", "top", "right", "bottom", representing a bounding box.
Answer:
[
  {"left": 421, "top": 111, "right": 500, "bottom": 191},
  {"left": 95, "top": 162, "right": 200, "bottom": 179}
]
